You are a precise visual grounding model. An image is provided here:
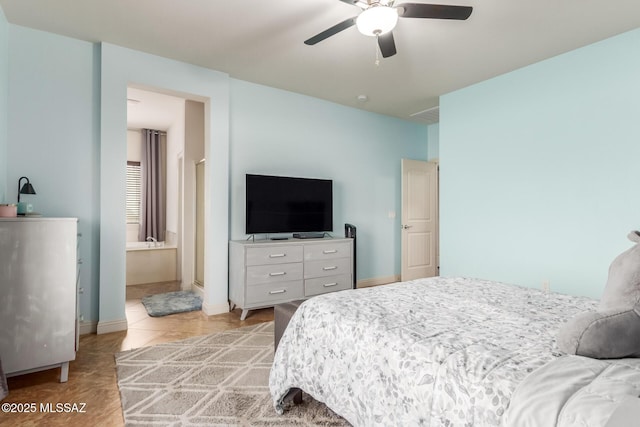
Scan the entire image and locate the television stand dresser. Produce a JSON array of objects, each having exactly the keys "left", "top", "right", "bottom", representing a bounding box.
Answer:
[{"left": 229, "top": 238, "right": 353, "bottom": 320}]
